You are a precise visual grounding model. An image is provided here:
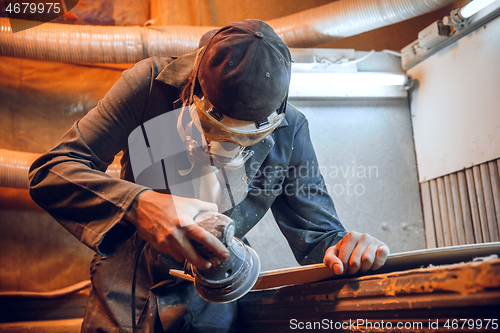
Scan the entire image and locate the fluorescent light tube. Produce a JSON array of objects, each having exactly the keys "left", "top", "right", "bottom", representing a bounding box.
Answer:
[
  {"left": 289, "top": 73, "right": 410, "bottom": 98},
  {"left": 460, "top": 0, "right": 496, "bottom": 18},
  {"left": 291, "top": 73, "right": 408, "bottom": 87}
]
